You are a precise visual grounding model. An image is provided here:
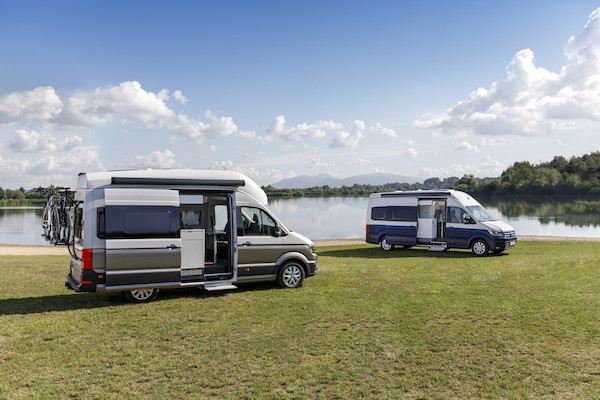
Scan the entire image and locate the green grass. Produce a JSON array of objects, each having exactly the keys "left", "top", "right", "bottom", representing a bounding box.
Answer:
[{"left": 1, "top": 242, "right": 600, "bottom": 399}]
